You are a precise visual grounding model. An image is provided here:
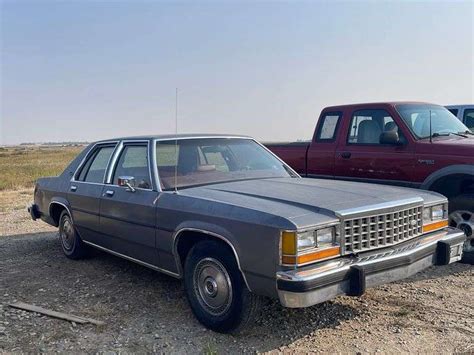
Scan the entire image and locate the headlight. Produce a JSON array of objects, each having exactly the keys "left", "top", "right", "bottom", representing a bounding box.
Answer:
[
  {"left": 281, "top": 226, "right": 340, "bottom": 266},
  {"left": 423, "top": 203, "right": 448, "bottom": 233}
]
